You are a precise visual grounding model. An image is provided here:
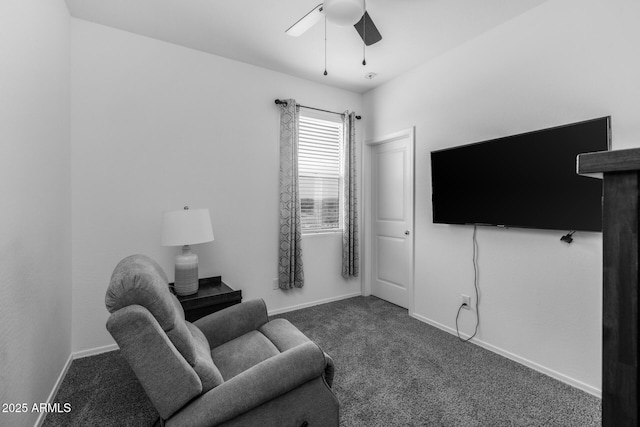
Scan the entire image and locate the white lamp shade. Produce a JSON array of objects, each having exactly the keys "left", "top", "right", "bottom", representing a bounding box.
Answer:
[
  {"left": 323, "top": 0, "right": 364, "bottom": 26},
  {"left": 161, "top": 208, "right": 214, "bottom": 246}
]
